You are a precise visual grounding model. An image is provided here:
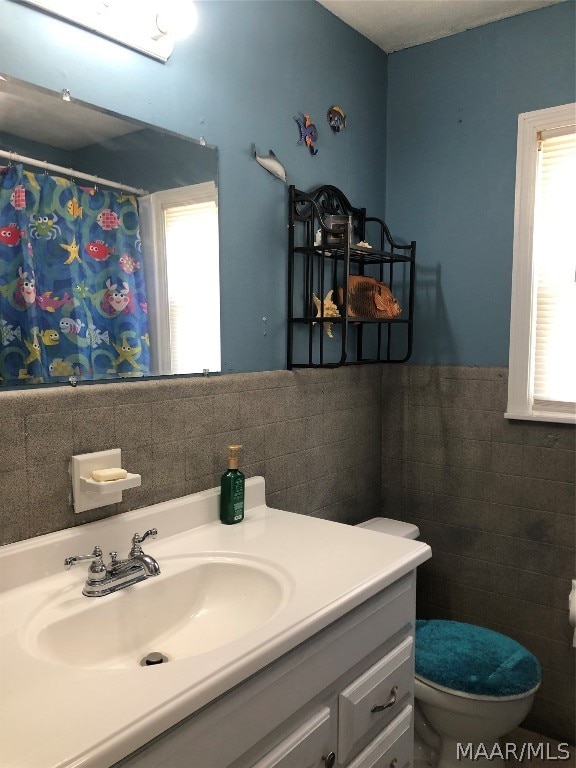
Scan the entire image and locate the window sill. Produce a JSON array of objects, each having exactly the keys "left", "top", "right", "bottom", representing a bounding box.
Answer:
[{"left": 504, "top": 410, "right": 576, "bottom": 425}]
